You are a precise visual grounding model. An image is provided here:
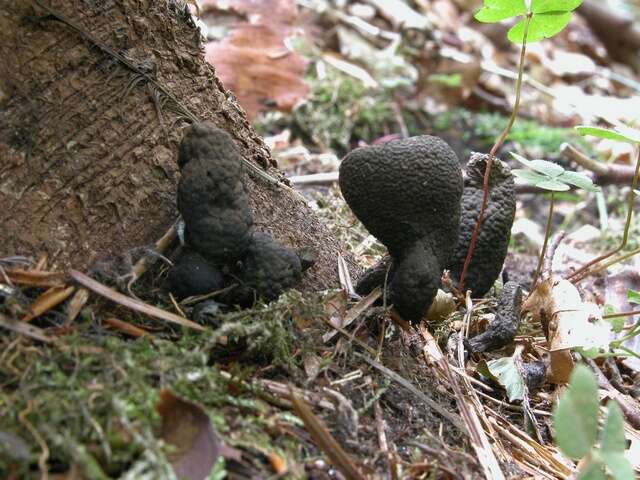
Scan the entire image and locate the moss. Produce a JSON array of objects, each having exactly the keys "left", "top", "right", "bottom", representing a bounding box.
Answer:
[
  {"left": 431, "top": 108, "right": 589, "bottom": 156},
  {"left": 0, "top": 291, "right": 324, "bottom": 478},
  {"left": 291, "top": 70, "right": 396, "bottom": 154}
]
